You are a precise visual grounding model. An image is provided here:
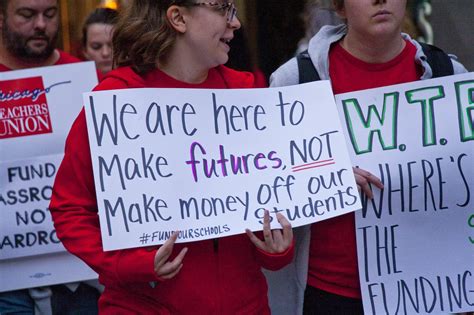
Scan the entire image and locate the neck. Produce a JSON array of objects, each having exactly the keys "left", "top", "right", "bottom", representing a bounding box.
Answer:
[
  {"left": 0, "top": 45, "right": 60, "bottom": 70},
  {"left": 340, "top": 30, "right": 406, "bottom": 64},
  {"left": 158, "top": 44, "right": 210, "bottom": 84}
]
